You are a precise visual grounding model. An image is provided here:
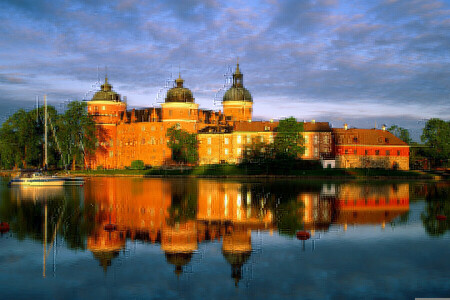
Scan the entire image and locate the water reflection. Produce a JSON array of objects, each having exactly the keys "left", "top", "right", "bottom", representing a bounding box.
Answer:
[{"left": 2, "top": 178, "right": 449, "bottom": 286}]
